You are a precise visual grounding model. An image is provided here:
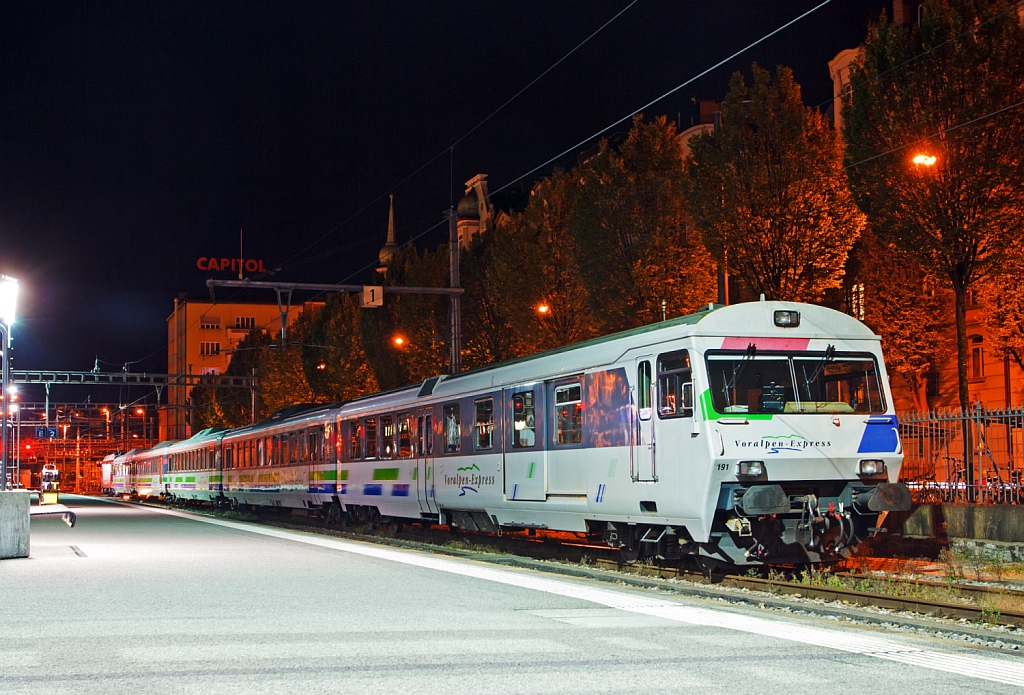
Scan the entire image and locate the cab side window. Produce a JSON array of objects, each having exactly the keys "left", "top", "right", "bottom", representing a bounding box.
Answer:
[{"left": 658, "top": 349, "right": 693, "bottom": 418}]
